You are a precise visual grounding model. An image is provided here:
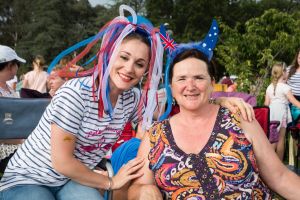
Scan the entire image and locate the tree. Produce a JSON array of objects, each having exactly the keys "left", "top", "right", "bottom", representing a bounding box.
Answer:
[{"left": 216, "top": 9, "right": 300, "bottom": 105}]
